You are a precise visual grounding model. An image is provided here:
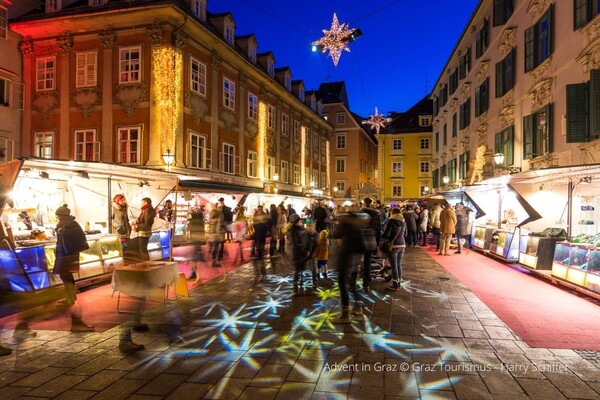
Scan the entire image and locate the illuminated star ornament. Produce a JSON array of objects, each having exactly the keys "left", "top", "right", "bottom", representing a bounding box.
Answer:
[
  {"left": 311, "top": 13, "right": 362, "bottom": 67},
  {"left": 363, "top": 107, "right": 391, "bottom": 135}
]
